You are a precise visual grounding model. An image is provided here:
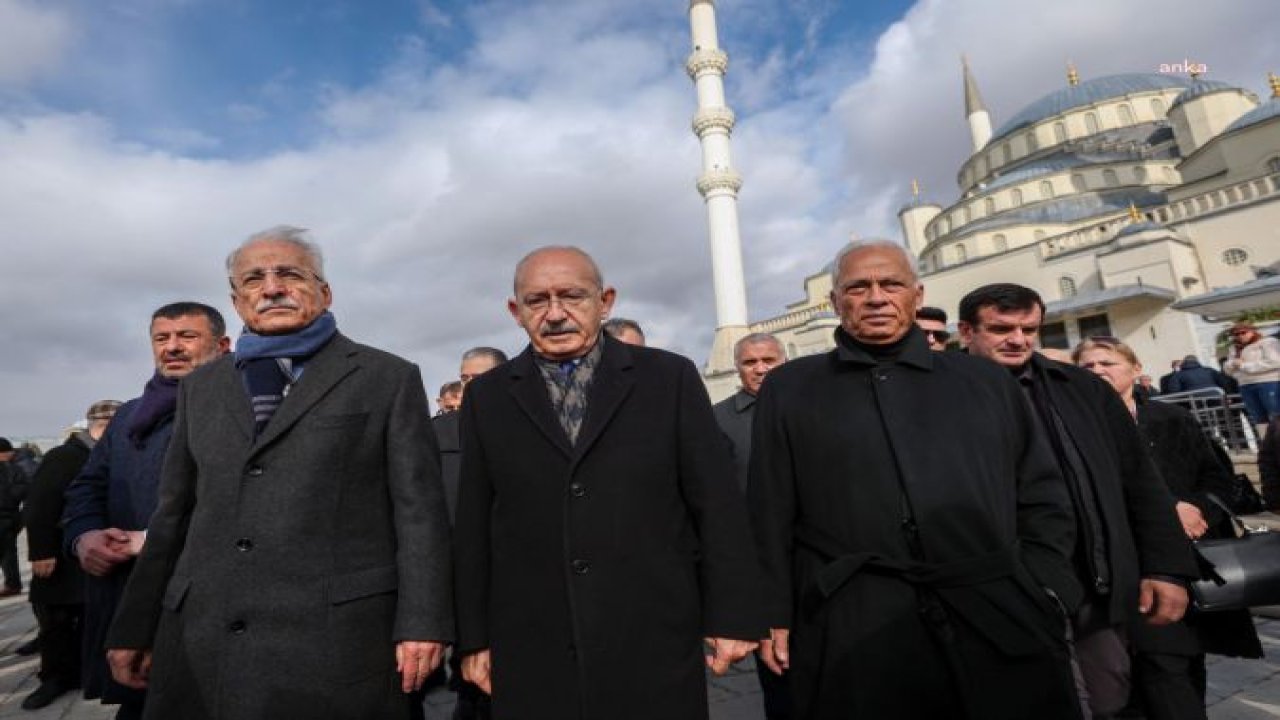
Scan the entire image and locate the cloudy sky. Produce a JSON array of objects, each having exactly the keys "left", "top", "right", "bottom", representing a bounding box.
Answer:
[{"left": 1, "top": 0, "right": 1276, "bottom": 438}]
